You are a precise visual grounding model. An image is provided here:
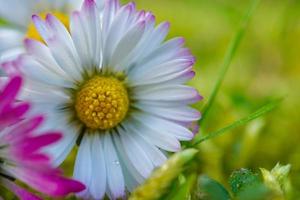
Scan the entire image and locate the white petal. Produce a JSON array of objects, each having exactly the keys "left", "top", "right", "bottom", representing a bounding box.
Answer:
[
  {"left": 94, "top": 0, "right": 105, "bottom": 11},
  {"left": 111, "top": 21, "right": 145, "bottom": 71},
  {"left": 102, "top": 0, "right": 120, "bottom": 40},
  {"left": 0, "top": 0, "right": 33, "bottom": 27},
  {"left": 133, "top": 85, "right": 199, "bottom": 103},
  {"left": 82, "top": 0, "right": 102, "bottom": 68},
  {"left": 128, "top": 59, "right": 193, "bottom": 86},
  {"left": 126, "top": 124, "right": 167, "bottom": 166},
  {"left": 130, "top": 37, "right": 185, "bottom": 75},
  {"left": 48, "top": 130, "right": 77, "bottom": 166},
  {"left": 0, "top": 47, "right": 24, "bottom": 63},
  {"left": 116, "top": 13, "right": 155, "bottom": 71},
  {"left": 74, "top": 134, "right": 93, "bottom": 197},
  {"left": 24, "top": 39, "right": 71, "bottom": 81},
  {"left": 71, "top": 0, "right": 102, "bottom": 73},
  {"left": 117, "top": 156, "right": 140, "bottom": 192},
  {"left": 90, "top": 134, "right": 106, "bottom": 199},
  {"left": 132, "top": 113, "right": 194, "bottom": 141},
  {"left": 118, "top": 127, "right": 154, "bottom": 178},
  {"left": 0, "top": 28, "right": 24, "bottom": 63},
  {"left": 18, "top": 55, "right": 73, "bottom": 88},
  {"left": 135, "top": 105, "right": 201, "bottom": 122},
  {"left": 0, "top": 28, "right": 23, "bottom": 53},
  {"left": 32, "top": 14, "right": 82, "bottom": 81},
  {"left": 141, "top": 21, "right": 171, "bottom": 57},
  {"left": 126, "top": 117, "right": 181, "bottom": 152},
  {"left": 21, "top": 85, "right": 69, "bottom": 105},
  {"left": 132, "top": 21, "right": 170, "bottom": 63},
  {"left": 36, "top": 110, "right": 62, "bottom": 129},
  {"left": 70, "top": 12, "right": 91, "bottom": 69},
  {"left": 113, "top": 133, "right": 145, "bottom": 184},
  {"left": 103, "top": 3, "right": 133, "bottom": 66},
  {"left": 104, "top": 133, "right": 125, "bottom": 199}
]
